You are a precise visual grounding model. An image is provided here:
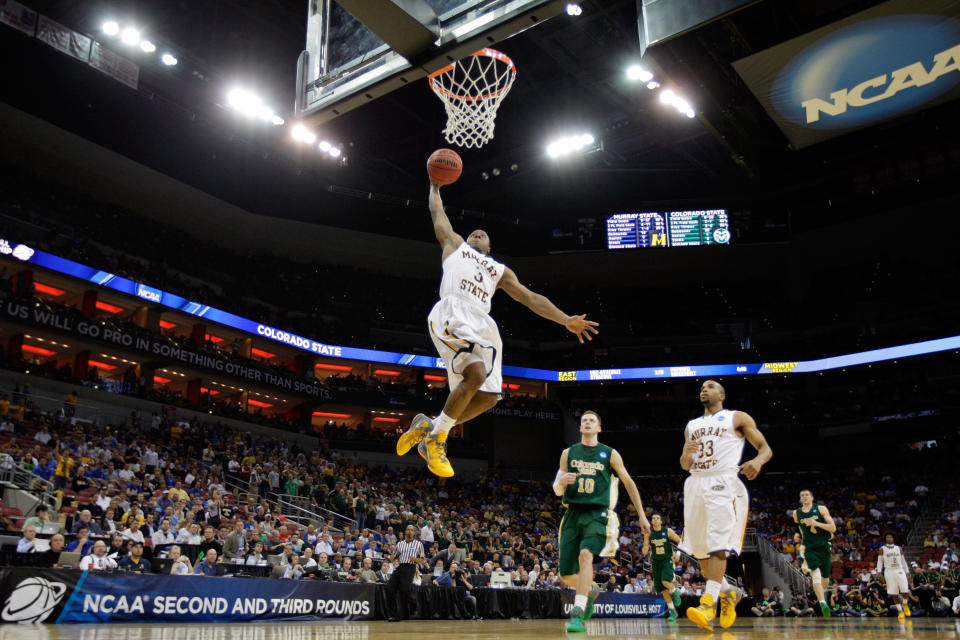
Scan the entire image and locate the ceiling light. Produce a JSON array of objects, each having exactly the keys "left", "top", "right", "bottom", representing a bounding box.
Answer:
[
  {"left": 565, "top": 3, "right": 582, "bottom": 16},
  {"left": 291, "top": 124, "right": 316, "bottom": 144},
  {"left": 161, "top": 53, "right": 178, "bottom": 66},
  {"left": 318, "top": 141, "right": 331, "bottom": 152},
  {"left": 546, "top": 133, "right": 598, "bottom": 158},
  {"left": 328, "top": 147, "right": 341, "bottom": 158},
  {"left": 626, "top": 66, "right": 653, "bottom": 83},
  {"left": 120, "top": 27, "right": 140, "bottom": 45},
  {"left": 646, "top": 81, "right": 660, "bottom": 90},
  {"left": 659, "top": 89, "right": 675, "bottom": 105},
  {"left": 270, "top": 115, "right": 284, "bottom": 126},
  {"left": 102, "top": 21, "right": 119, "bottom": 36},
  {"left": 139, "top": 40, "right": 156, "bottom": 53}
]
